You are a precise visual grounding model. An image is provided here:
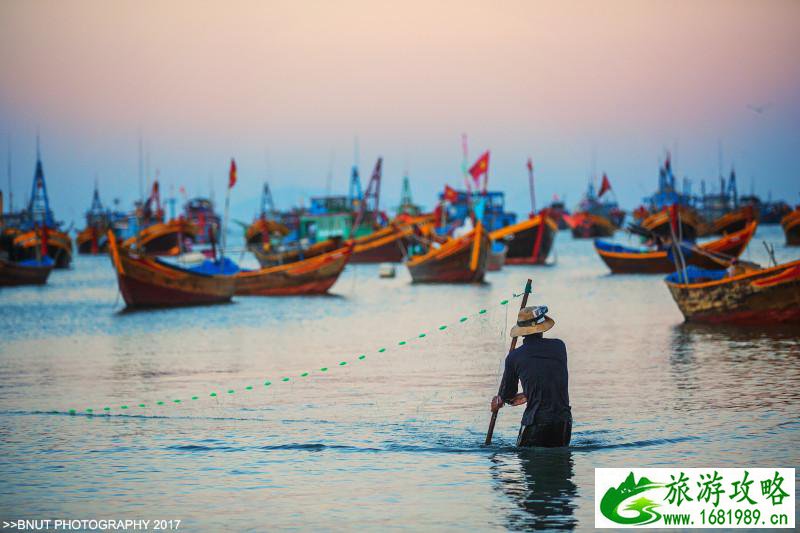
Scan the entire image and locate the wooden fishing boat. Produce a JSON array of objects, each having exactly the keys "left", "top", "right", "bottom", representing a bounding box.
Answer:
[
  {"left": 108, "top": 230, "right": 235, "bottom": 308},
  {"left": 76, "top": 226, "right": 109, "bottom": 254},
  {"left": 487, "top": 241, "right": 507, "bottom": 272},
  {"left": 640, "top": 205, "right": 703, "bottom": 241},
  {"left": 664, "top": 259, "right": 800, "bottom": 324},
  {"left": 13, "top": 228, "right": 73, "bottom": 268},
  {"left": 781, "top": 208, "right": 800, "bottom": 246},
  {"left": 704, "top": 205, "right": 756, "bottom": 236},
  {"left": 594, "top": 220, "right": 757, "bottom": 274},
  {"left": 245, "top": 216, "right": 290, "bottom": 249},
  {"left": 252, "top": 238, "right": 343, "bottom": 268},
  {"left": 234, "top": 242, "right": 352, "bottom": 296},
  {"left": 490, "top": 214, "right": 557, "bottom": 265},
  {"left": 0, "top": 256, "right": 54, "bottom": 286},
  {"left": 351, "top": 224, "right": 413, "bottom": 263},
  {"left": 568, "top": 212, "right": 616, "bottom": 238},
  {"left": 122, "top": 218, "right": 198, "bottom": 256},
  {"left": 406, "top": 222, "right": 489, "bottom": 283}
]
